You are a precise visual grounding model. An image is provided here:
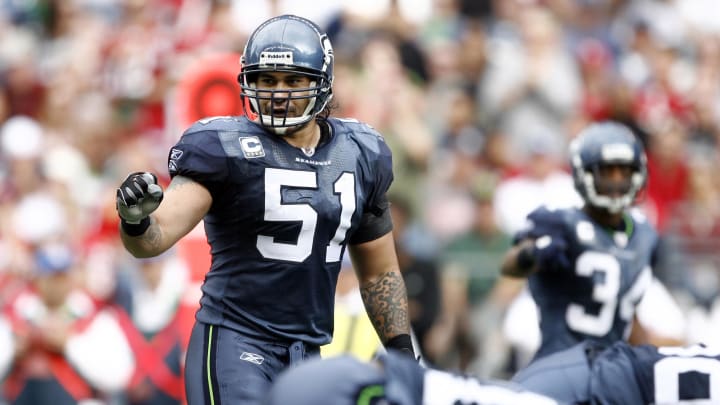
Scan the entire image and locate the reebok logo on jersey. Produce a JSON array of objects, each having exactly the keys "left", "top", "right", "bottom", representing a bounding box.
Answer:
[
  {"left": 168, "top": 148, "right": 184, "bottom": 175},
  {"left": 240, "top": 352, "right": 264, "bottom": 365},
  {"left": 239, "top": 136, "right": 265, "bottom": 158},
  {"left": 170, "top": 149, "right": 183, "bottom": 160}
]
